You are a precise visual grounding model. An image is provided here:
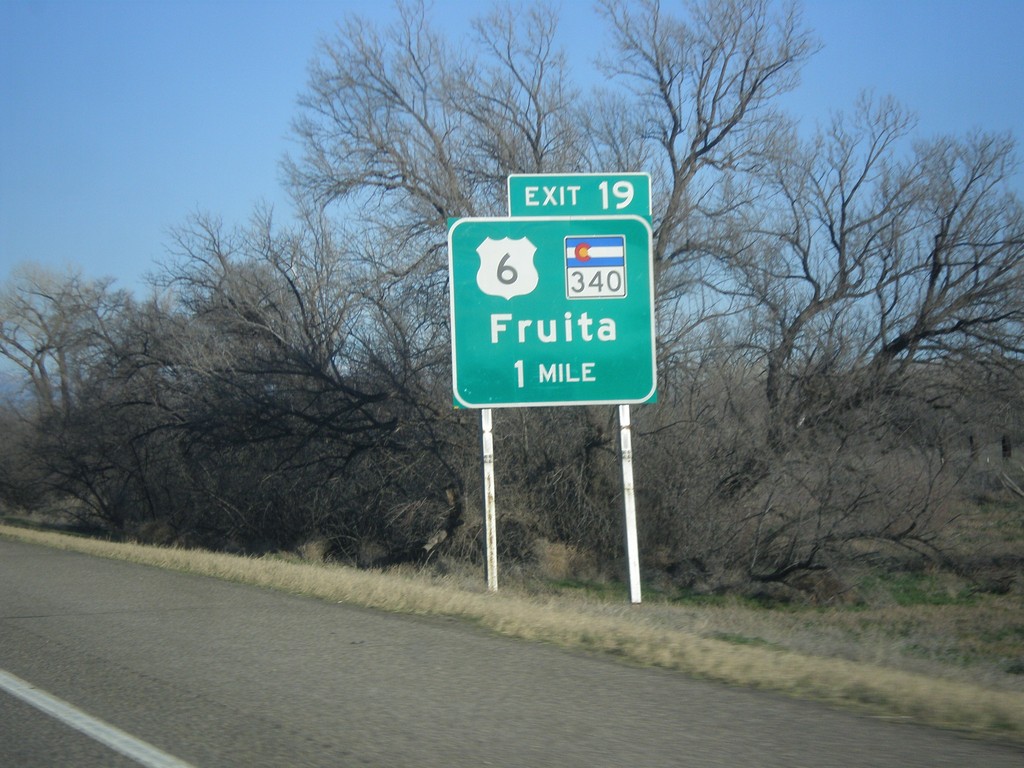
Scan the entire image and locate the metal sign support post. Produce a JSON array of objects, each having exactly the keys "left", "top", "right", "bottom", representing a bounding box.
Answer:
[
  {"left": 618, "top": 404, "right": 642, "bottom": 604},
  {"left": 480, "top": 408, "right": 498, "bottom": 591}
]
